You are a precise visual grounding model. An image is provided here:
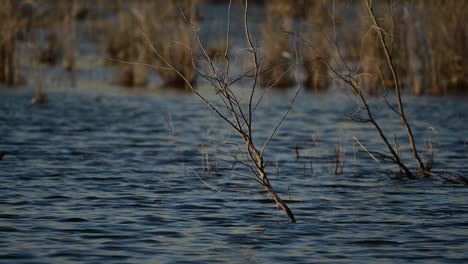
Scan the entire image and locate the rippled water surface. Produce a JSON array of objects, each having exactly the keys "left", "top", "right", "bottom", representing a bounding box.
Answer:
[{"left": 1, "top": 87, "right": 467, "bottom": 263}]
